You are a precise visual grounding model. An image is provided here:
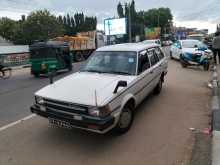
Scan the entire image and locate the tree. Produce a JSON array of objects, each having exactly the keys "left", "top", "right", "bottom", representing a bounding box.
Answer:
[
  {"left": 21, "top": 15, "right": 26, "bottom": 22},
  {"left": 22, "top": 10, "right": 64, "bottom": 44},
  {"left": 117, "top": 2, "right": 124, "bottom": 18},
  {"left": 0, "top": 17, "right": 16, "bottom": 41}
]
